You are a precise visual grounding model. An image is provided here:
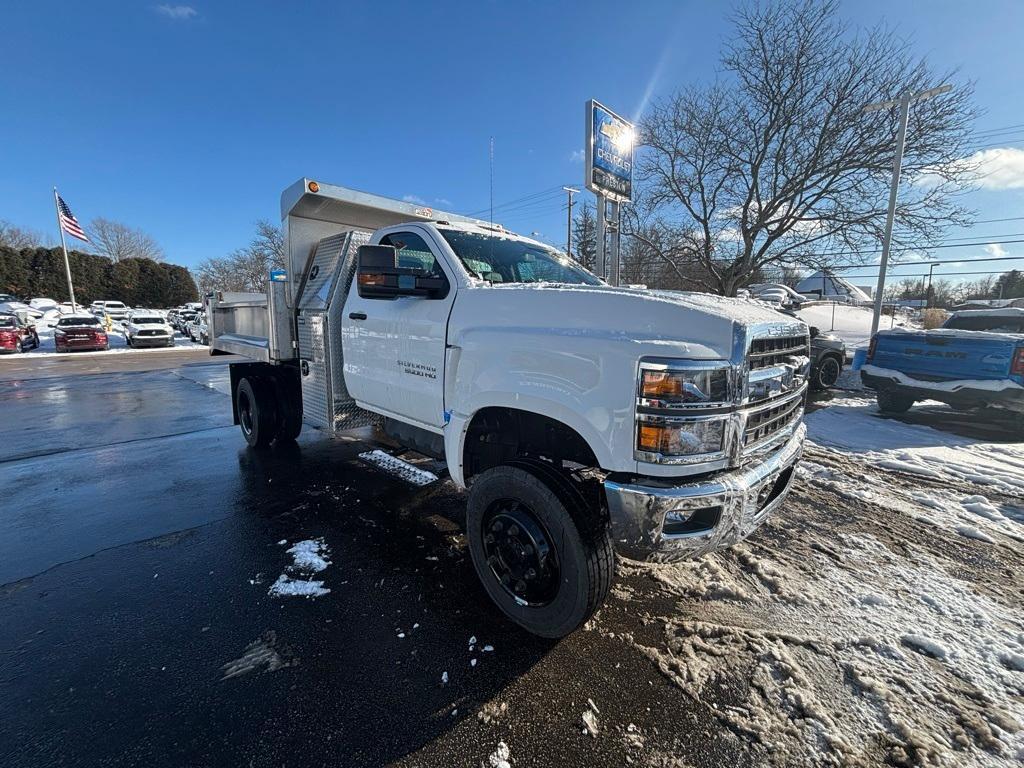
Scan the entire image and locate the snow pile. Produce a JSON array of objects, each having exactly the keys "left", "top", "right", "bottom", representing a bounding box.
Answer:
[
  {"left": 805, "top": 395, "right": 1024, "bottom": 499},
  {"left": 796, "top": 303, "right": 917, "bottom": 351},
  {"left": 483, "top": 741, "right": 512, "bottom": 768},
  {"left": 267, "top": 538, "right": 332, "bottom": 599},
  {"left": 632, "top": 531, "right": 1024, "bottom": 766}
]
